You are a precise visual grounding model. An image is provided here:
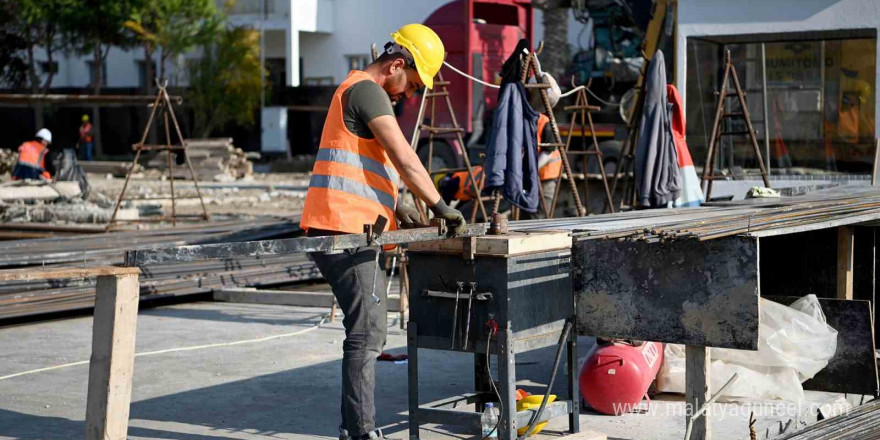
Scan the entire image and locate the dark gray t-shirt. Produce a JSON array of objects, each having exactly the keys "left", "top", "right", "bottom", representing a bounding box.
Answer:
[{"left": 341, "top": 80, "right": 395, "bottom": 139}]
